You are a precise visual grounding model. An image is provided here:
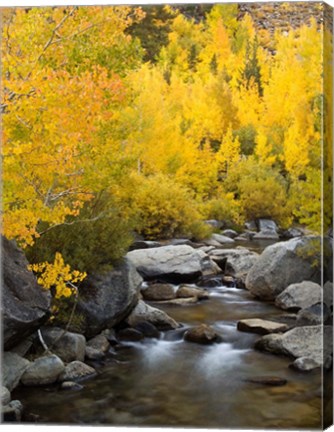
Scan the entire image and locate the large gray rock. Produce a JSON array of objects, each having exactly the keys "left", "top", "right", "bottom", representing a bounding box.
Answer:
[
  {"left": 126, "top": 300, "right": 179, "bottom": 330},
  {"left": 126, "top": 245, "right": 220, "bottom": 283},
  {"left": 208, "top": 248, "right": 259, "bottom": 277},
  {"left": 2, "top": 237, "right": 51, "bottom": 349},
  {"left": 21, "top": 354, "right": 65, "bottom": 386},
  {"left": 275, "top": 281, "right": 322, "bottom": 311},
  {"left": 246, "top": 236, "right": 322, "bottom": 300},
  {"left": 253, "top": 219, "right": 279, "bottom": 239},
  {"left": 255, "top": 325, "right": 332, "bottom": 368},
  {"left": 2, "top": 352, "right": 31, "bottom": 391},
  {"left": 41, "top": 327, "right": 86, "bottom": 362},
  {"left": 76, "top": 259, "right": 142, "bottom": 338}
]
